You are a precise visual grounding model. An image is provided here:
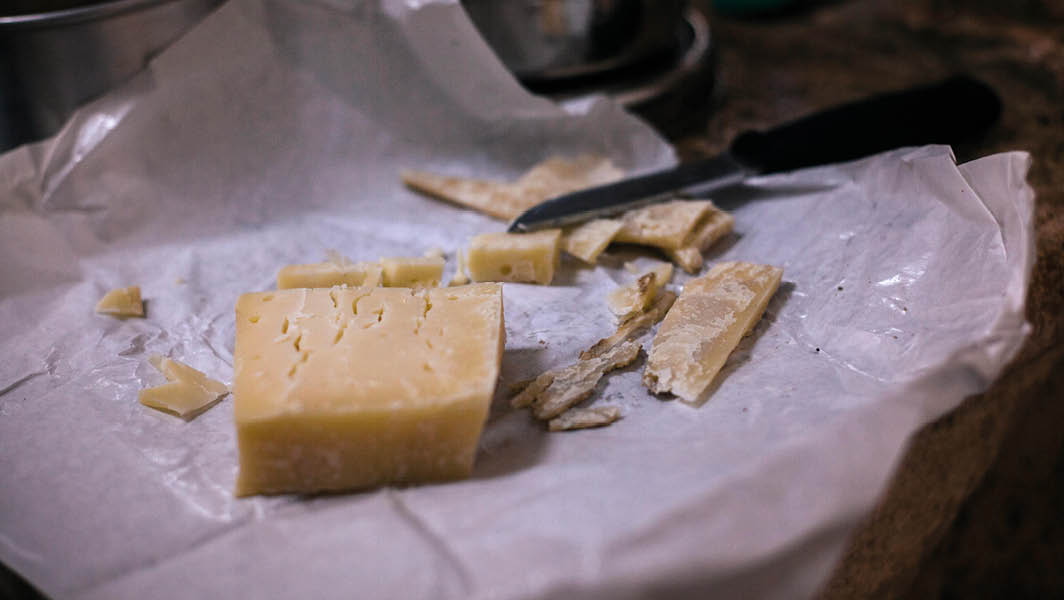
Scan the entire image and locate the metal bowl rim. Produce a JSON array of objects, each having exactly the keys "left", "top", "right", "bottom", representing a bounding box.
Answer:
[{"left": 0, "top": 0, "right": 199, "bottom": 30}]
